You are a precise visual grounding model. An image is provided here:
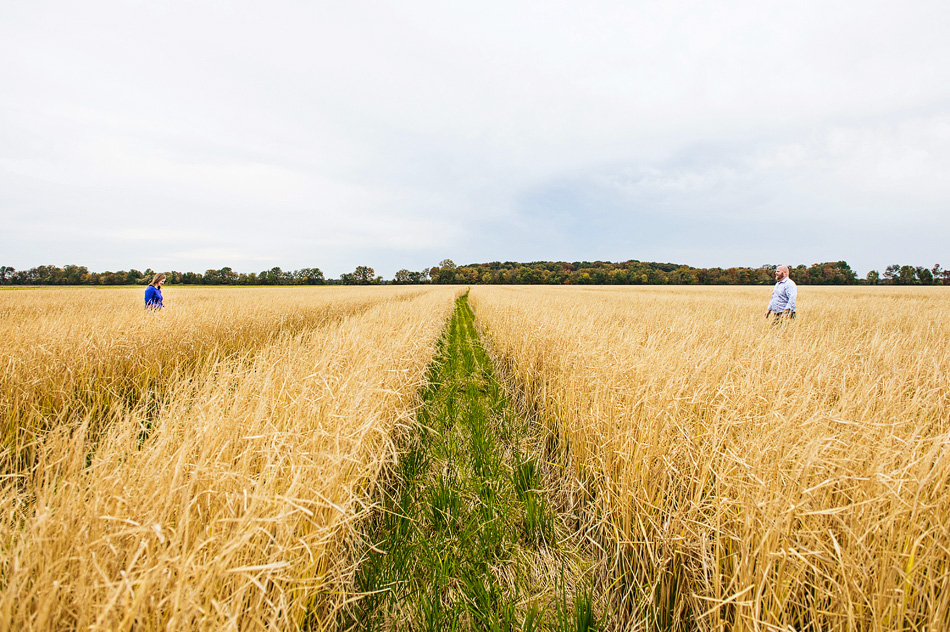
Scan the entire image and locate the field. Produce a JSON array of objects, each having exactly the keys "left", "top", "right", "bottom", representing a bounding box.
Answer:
[
  {"left": 0, "top": 285, "right": 459, "bottom": 630},
  {"left": 2, "top": 284, "right": 948, "bottom": 631},
  {"left": 469, "top": 285, "right": 950, "bottom": 631}
]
